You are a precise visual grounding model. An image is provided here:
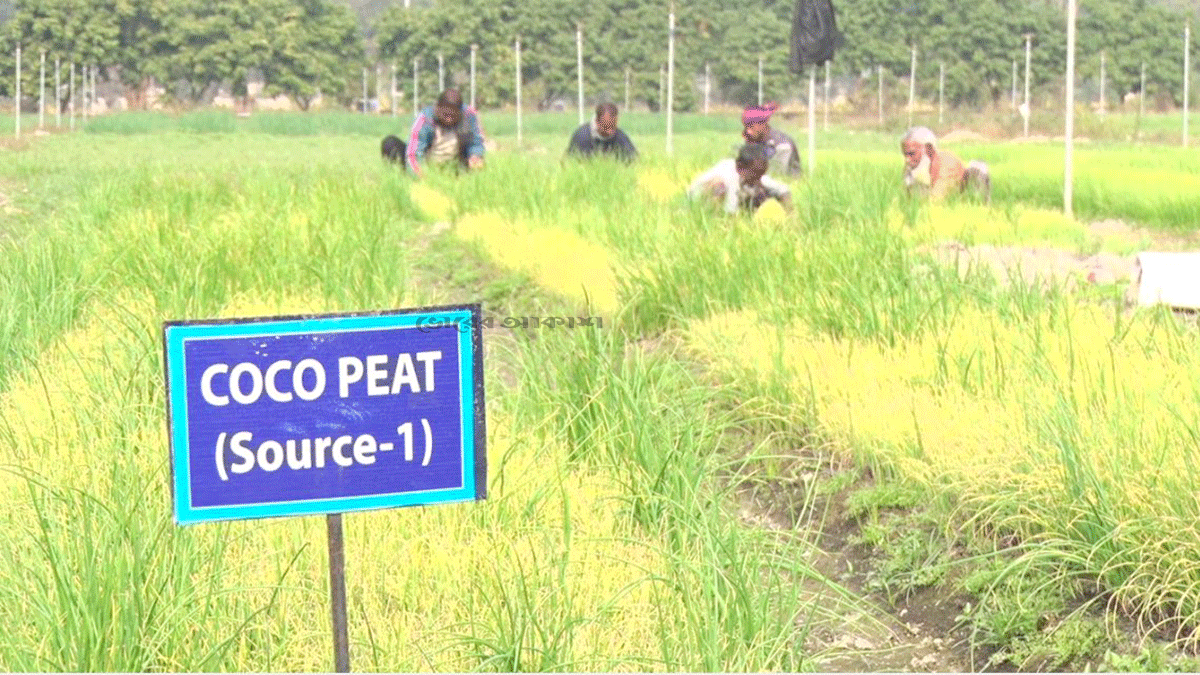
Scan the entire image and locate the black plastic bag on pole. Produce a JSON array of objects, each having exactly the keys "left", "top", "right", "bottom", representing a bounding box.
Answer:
[{"left": 790, "top": 0, "right": 843, "bottom": 72}]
